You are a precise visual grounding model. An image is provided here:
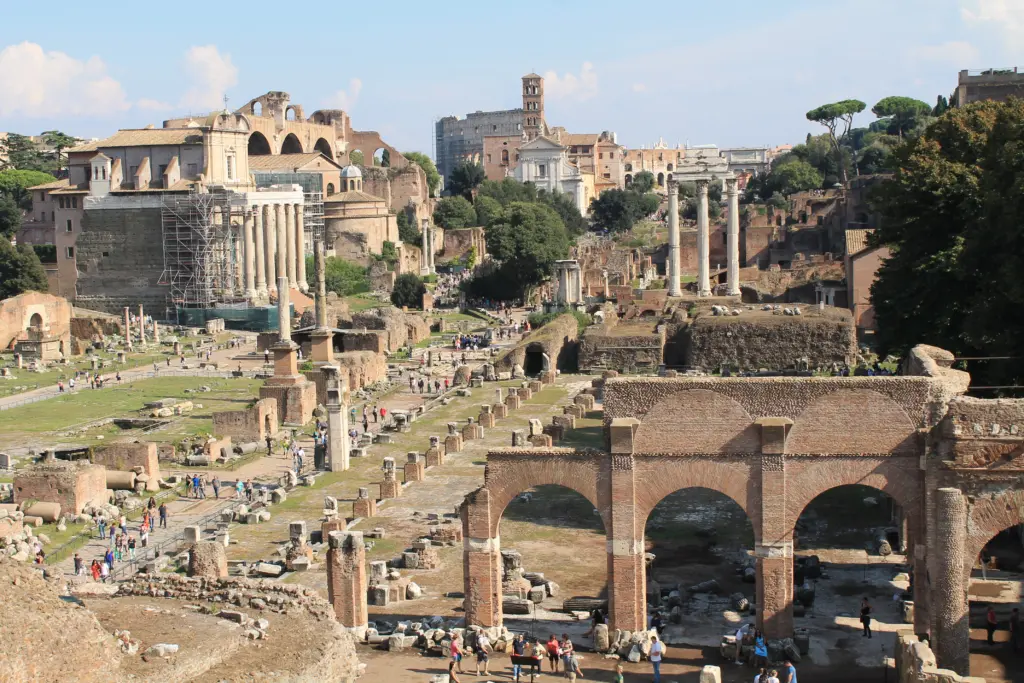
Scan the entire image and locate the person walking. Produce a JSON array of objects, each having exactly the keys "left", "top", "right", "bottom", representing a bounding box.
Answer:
[
  {"left": 372, "top": 405, "right": 379, "bottom": 423},
  {"left": 860, "top": 597, "right": 873, "bottom": 638},
  {"left": 212, "top": 476, "right": 220, "bottom": 499},
  {"left": 559, "top": 634, "right": 574, "bottom": 676},
  {"left": 127, "top": 535, "right": 136, "bottom": 561},
  {"left": 474, "top": 631, "right": 491, "bottom": 677},
  {"left": 73, "top": 553, "right": 84, "bottom": 576},
  {"left": 782, "top": 659, "right": 798, "bottom": 683},
  {"left": 235, "top": 479, "right": 244, "bottom": 499},
  {"left": 184, "top": 475, "right": 193, "bottom": 498},
  {"left": 158, "top": 502, "right": 168, "bottom": 529},
  {"left": 545, "top": 634, "right": 560, "bottom": 673},
  {"left": 511, "top": 634, "right": 525, "bottom": 681},
  {"left": 90, "top": 559, "right": 101, "bottom": 581},
  {"left": 266, "top": 435, "right": 273, "bottom": 455},
  {"left": 988, "top": 605, "right": 999, "bottom": 646},
  {"left": 650, "top": 633, "right": 665, "bottom": 683},
  {"left": 449, "top": 635, "right": 465, "bottom": 677},
  {"left": 245, "top": 479, "right": 253, "bottom": 502},
  {"left": 97, "top": 516, "right": 106, "bottom": 540}
]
